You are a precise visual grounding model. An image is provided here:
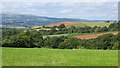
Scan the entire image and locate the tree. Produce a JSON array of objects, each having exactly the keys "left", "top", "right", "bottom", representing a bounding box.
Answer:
[
  {"left": 105, "top": 21, "right": 110, "bottom": 23},
  {"left": 50, "top": 28, "right": 57, "bottom": 34},
  {"left": 44, "top": 36, "right": 66, "bottom": 48},
  {"left": 59, "top": 24, "right": 65, "bottom": 28},
  {"left": 32, "top": 31, "right": 43, "bottom": 48},
  {"left": 108, "top": 22, "right": 119, "bottom": 31},
  {"left": 92, "top": 26, "right": 97, "bottom": 32},
  {"left": 95, "top": 34, "right": 114, "bottom": 50},
  {"left": 95, "top": 26, "right": 108, "bottom": 32},
  {"left": 58, "top": 38, "right": 80, "bottom": 49},
  {"left": 2, "top": 28, "right": 22, "bottom": 39}
]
